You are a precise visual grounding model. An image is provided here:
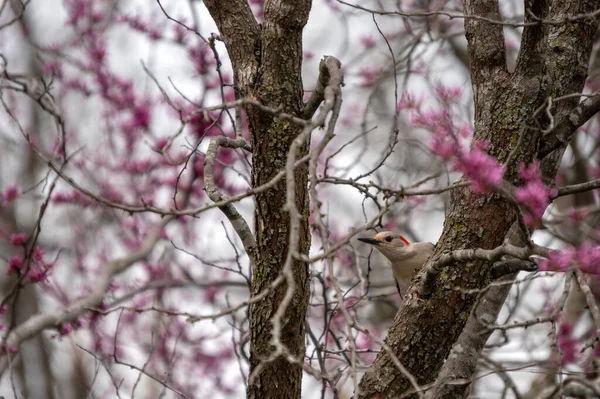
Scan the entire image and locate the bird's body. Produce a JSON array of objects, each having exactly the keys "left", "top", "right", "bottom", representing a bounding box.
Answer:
[{"left": 359, "top": 231, "right": 434, "bottom": 296}]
